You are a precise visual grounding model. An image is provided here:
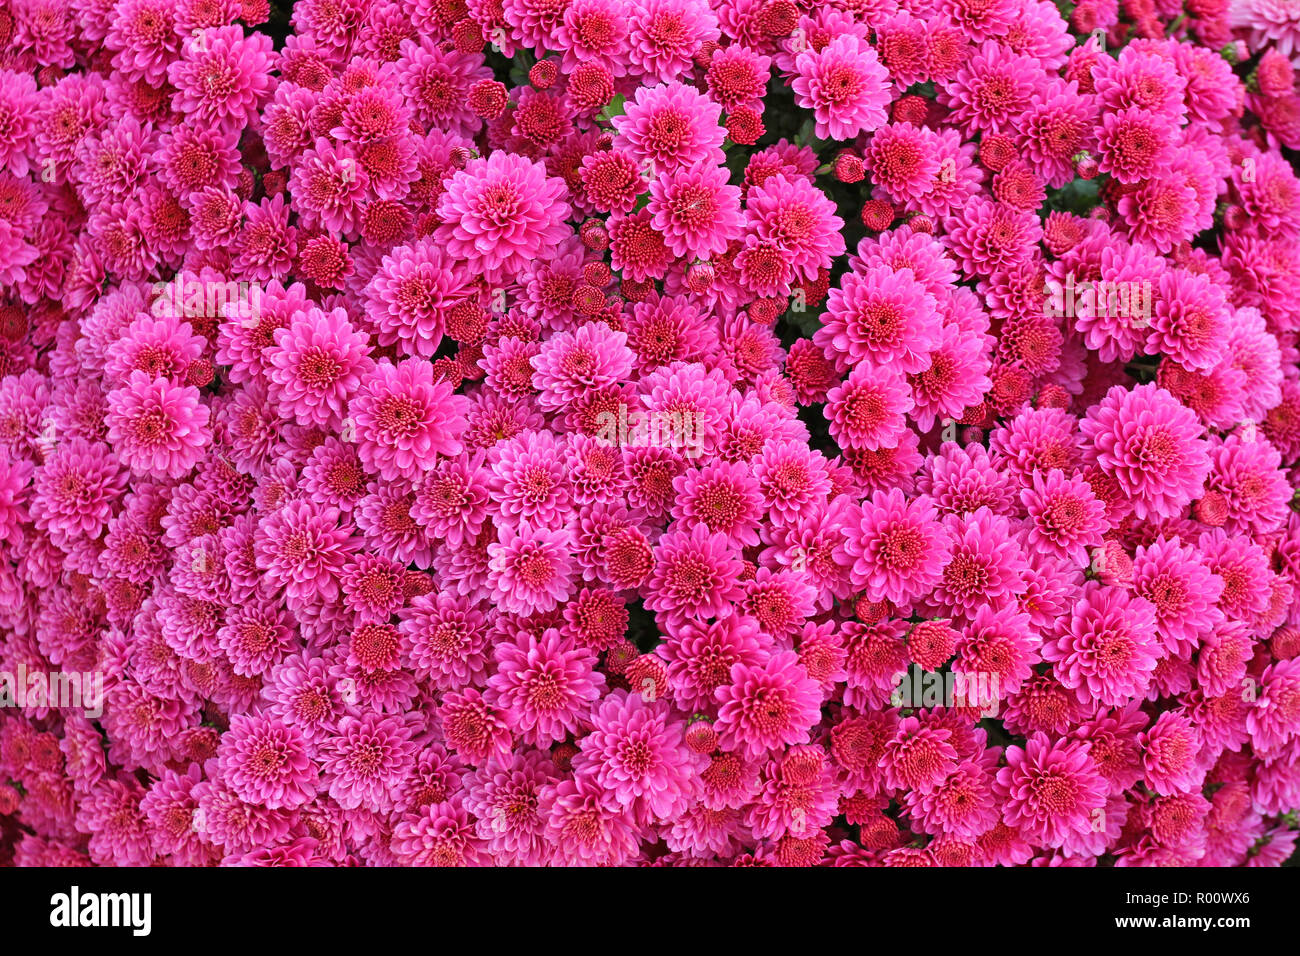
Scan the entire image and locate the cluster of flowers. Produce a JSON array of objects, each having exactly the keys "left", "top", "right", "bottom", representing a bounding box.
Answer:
[{"left": 1, "top": 0, "right": 1300, "bottom": 868}]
